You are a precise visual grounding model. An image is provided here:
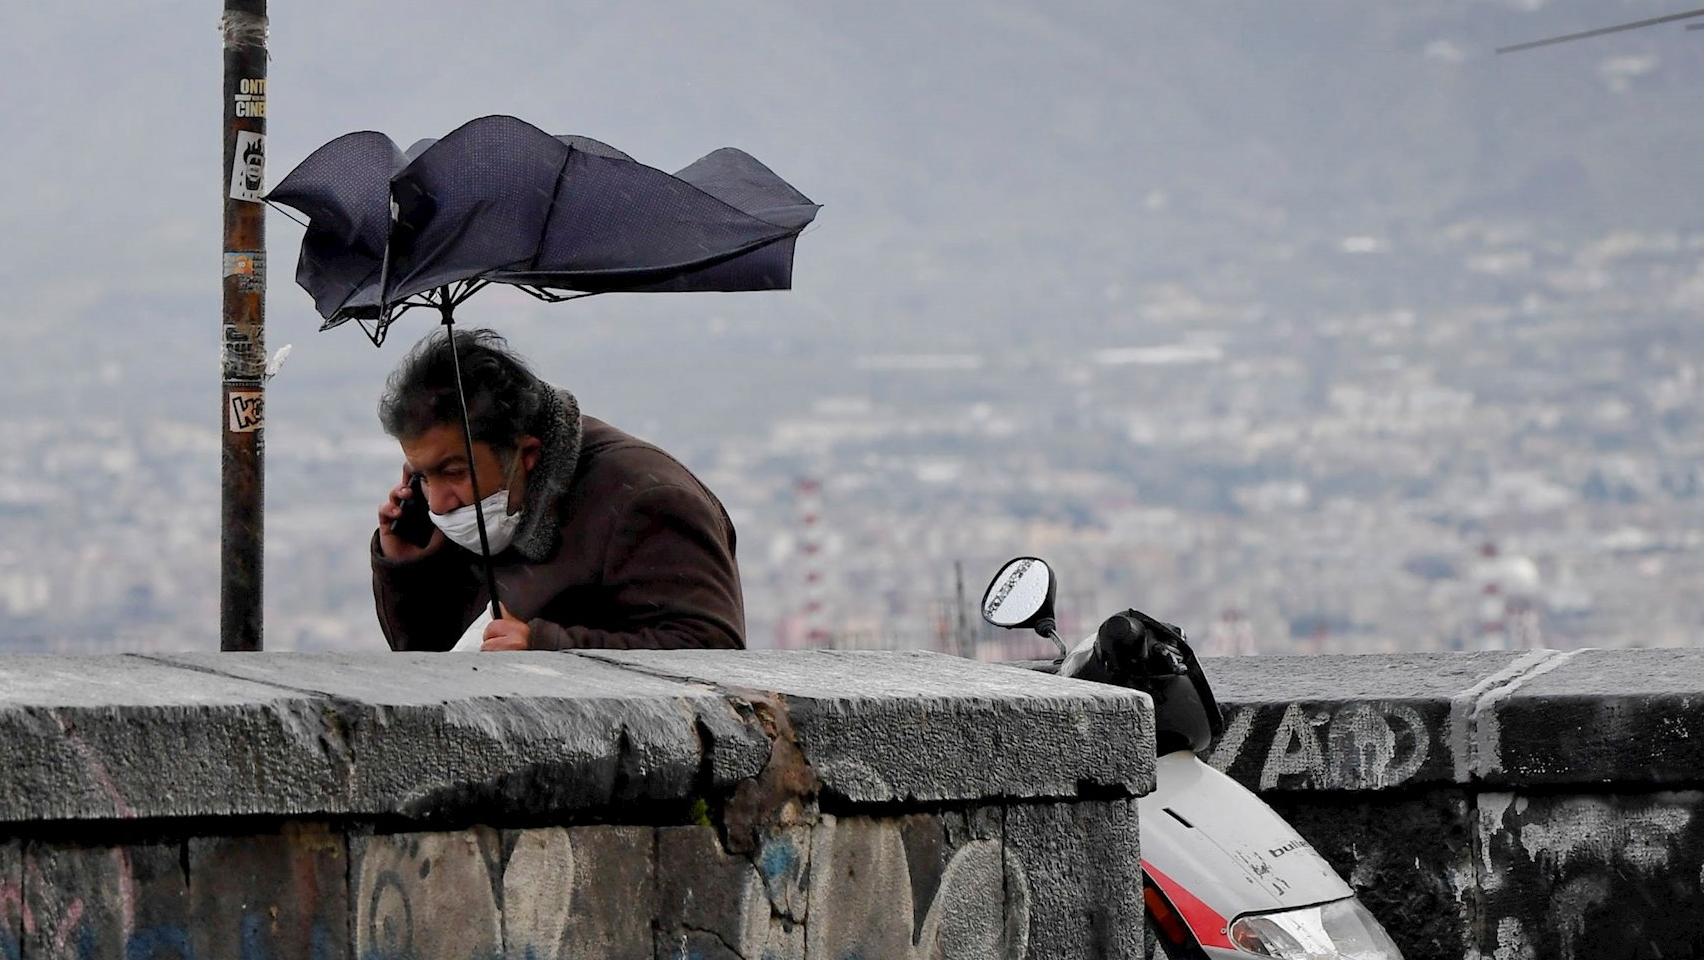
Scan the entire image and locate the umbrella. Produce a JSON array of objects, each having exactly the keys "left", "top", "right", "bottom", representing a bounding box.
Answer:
[{"left": 267, "top": 114, "right": 818, "bottom": 618}]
